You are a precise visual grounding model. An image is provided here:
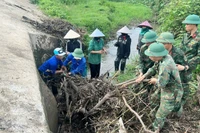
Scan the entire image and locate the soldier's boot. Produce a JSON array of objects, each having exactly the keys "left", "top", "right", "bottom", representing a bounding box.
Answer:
[
  {"left": 114, "top": 58, "right": 120, "bottom": 72},
  {"left": 120, "top": 58, "right": 126, "bottom": 73}
]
